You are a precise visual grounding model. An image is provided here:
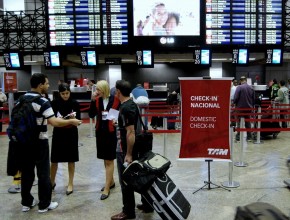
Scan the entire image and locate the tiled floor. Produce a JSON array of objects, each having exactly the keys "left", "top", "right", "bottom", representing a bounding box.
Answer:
[{"left": 0, "top": 122, "right": 290, "bottom": 220}]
